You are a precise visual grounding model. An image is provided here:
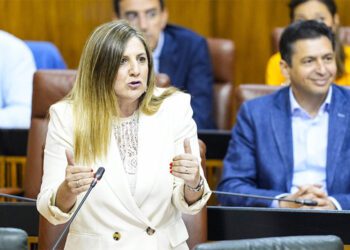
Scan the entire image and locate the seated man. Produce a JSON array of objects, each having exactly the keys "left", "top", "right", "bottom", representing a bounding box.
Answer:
[
  {"left": 218, "top": 20, "right": 350, "bottom": 210},
  {"left": 0, "top": 30, "right": 36, "bottom": 128},
  {"left": 266, "top": 0, "right": 350, "bottom": 86},
  {"left": 113, "top": 0, "right": 215, "bottom": 129}
]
